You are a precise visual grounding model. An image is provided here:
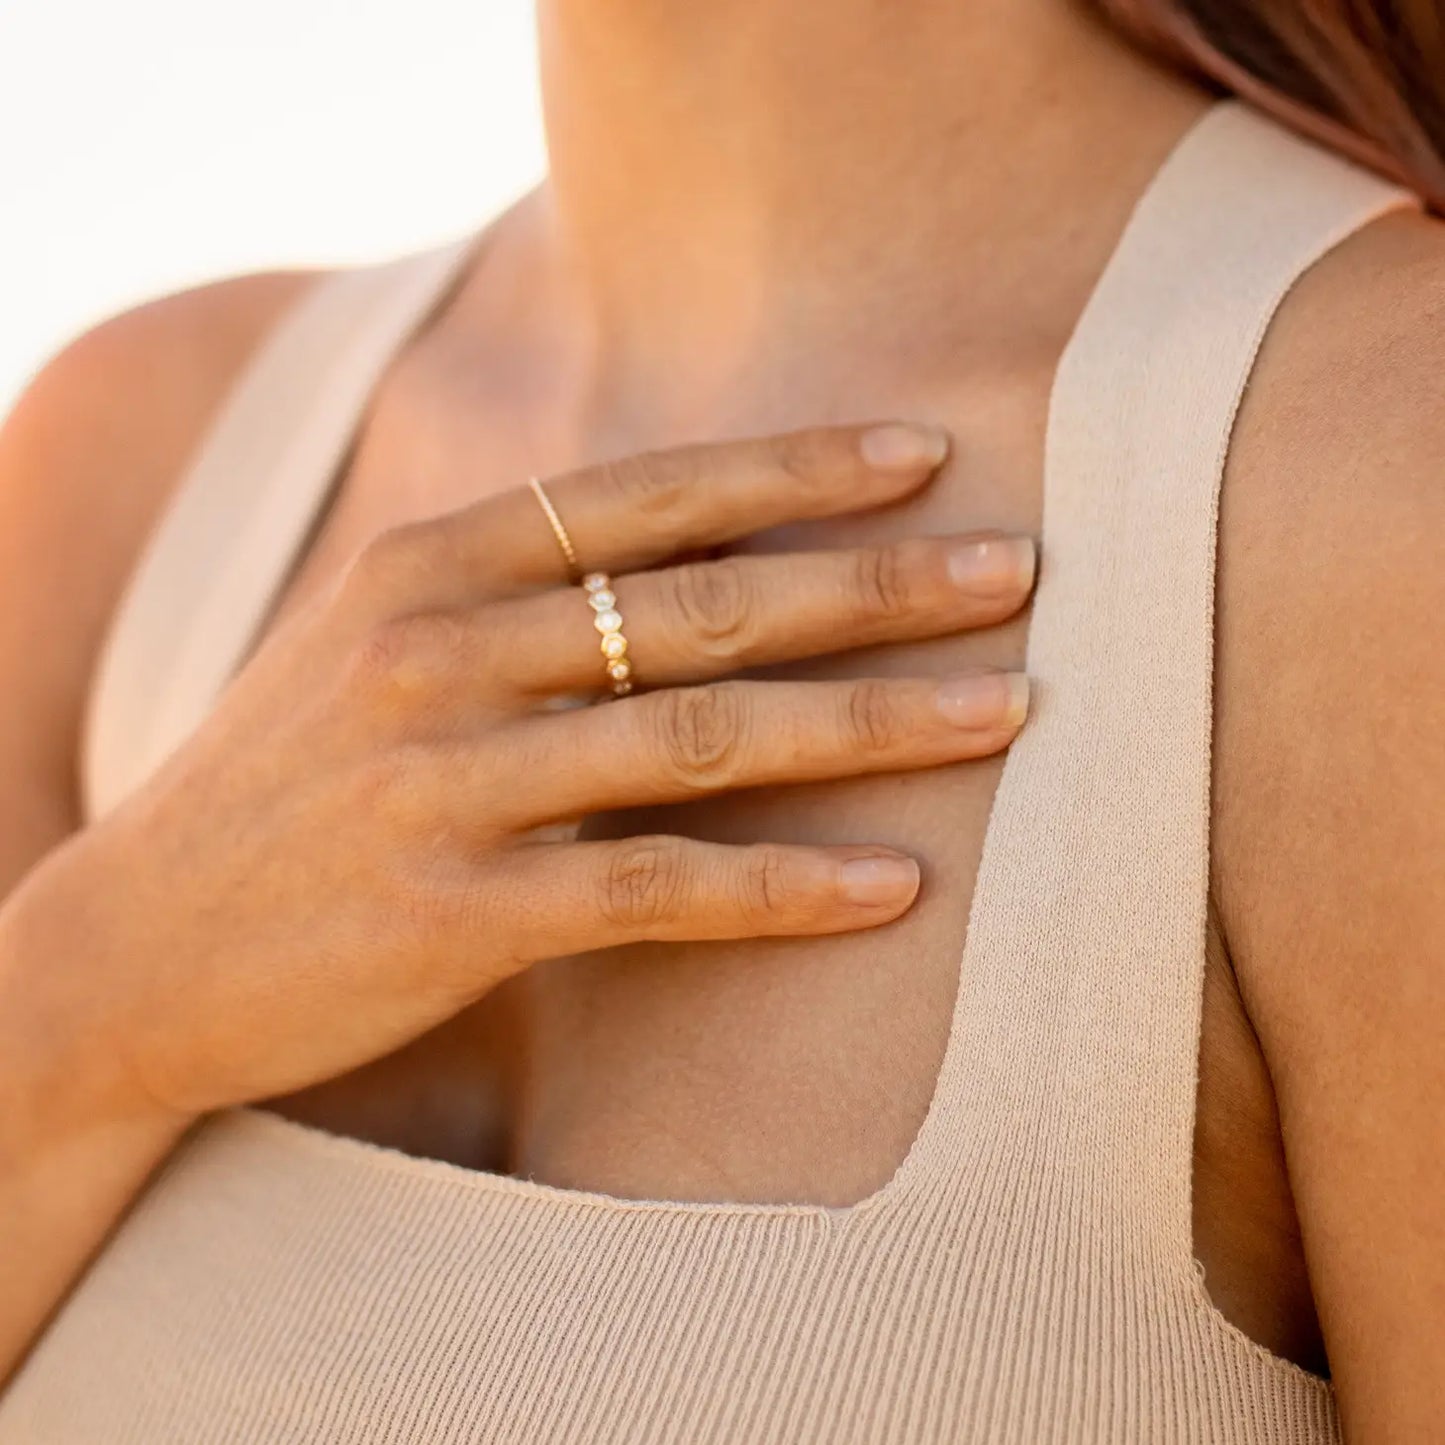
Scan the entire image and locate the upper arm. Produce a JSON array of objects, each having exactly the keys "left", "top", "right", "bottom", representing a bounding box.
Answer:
[
  {"left": 0, "top": 268, "right": 318, "bottom": 899},
  {"left": 1213, "top": 208, "right": 1445, "bottom": 1438}
]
